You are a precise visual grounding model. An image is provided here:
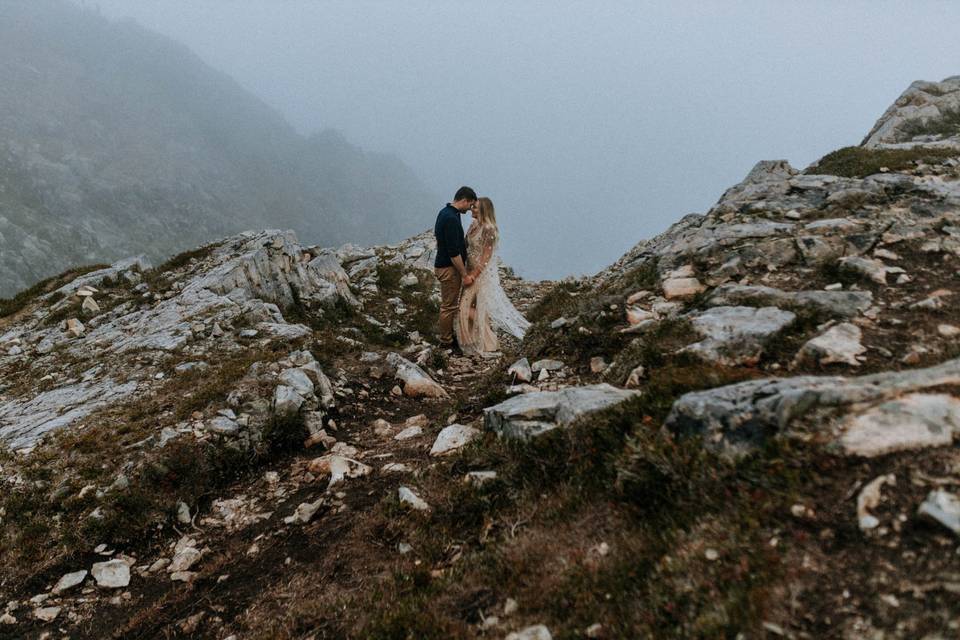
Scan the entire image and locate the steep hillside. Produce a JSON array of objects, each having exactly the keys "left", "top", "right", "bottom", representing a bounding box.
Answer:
[
  {"left": 0, "top": 0, "right": 436, "bottom": 297},
  {"left": 3, "top": 77, "right": 960, "bottom": 639}
]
